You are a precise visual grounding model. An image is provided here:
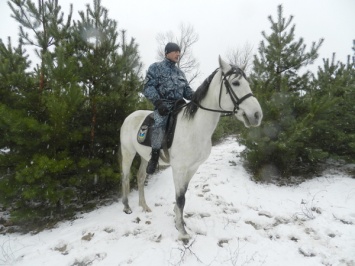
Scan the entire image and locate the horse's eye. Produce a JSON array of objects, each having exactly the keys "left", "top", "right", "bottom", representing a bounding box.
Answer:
[{"left": 232, "top": 80, "right": 240, "bottom": 86}]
